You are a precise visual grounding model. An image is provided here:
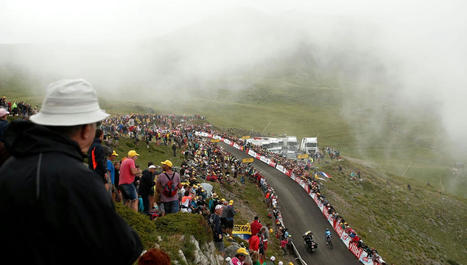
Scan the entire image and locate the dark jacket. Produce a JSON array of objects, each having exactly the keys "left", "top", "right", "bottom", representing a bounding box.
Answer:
[
  {"left": 0, "top": 121, "right": 142, "bottom": 265},
  {"left": 0, "top": 119, "right": 8, "bottom": 142},
  {"left": 138, "top": 169, "right": 155, "bottom": 195},
  {"left": 211, "top": 213, "right": 223, "bottom": 242},
  {"left": 88, "top": 138, "right": 107, "bottom": 182}
]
